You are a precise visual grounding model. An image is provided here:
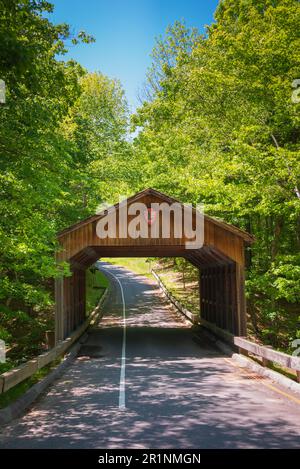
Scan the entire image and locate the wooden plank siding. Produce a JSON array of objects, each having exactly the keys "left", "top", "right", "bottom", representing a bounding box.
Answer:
[{"left": 55, "top": 188, "right": 253, "bottom": 342}]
